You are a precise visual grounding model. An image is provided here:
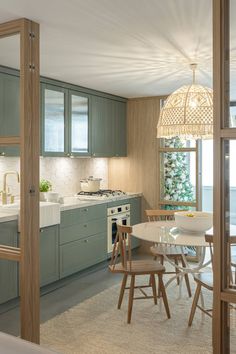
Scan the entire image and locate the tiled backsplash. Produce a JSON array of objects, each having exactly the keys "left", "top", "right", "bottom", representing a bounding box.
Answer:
[{"left": 0, "top": 157, "right": 108, "bottom": 197}]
